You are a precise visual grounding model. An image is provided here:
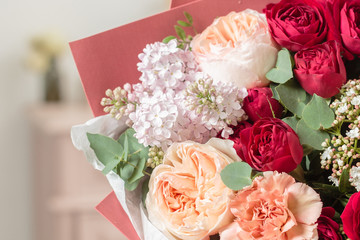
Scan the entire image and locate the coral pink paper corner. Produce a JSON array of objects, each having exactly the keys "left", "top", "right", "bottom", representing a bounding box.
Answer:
[{"left": 70, "top": 0, "right": 276, "bottom": 239}]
